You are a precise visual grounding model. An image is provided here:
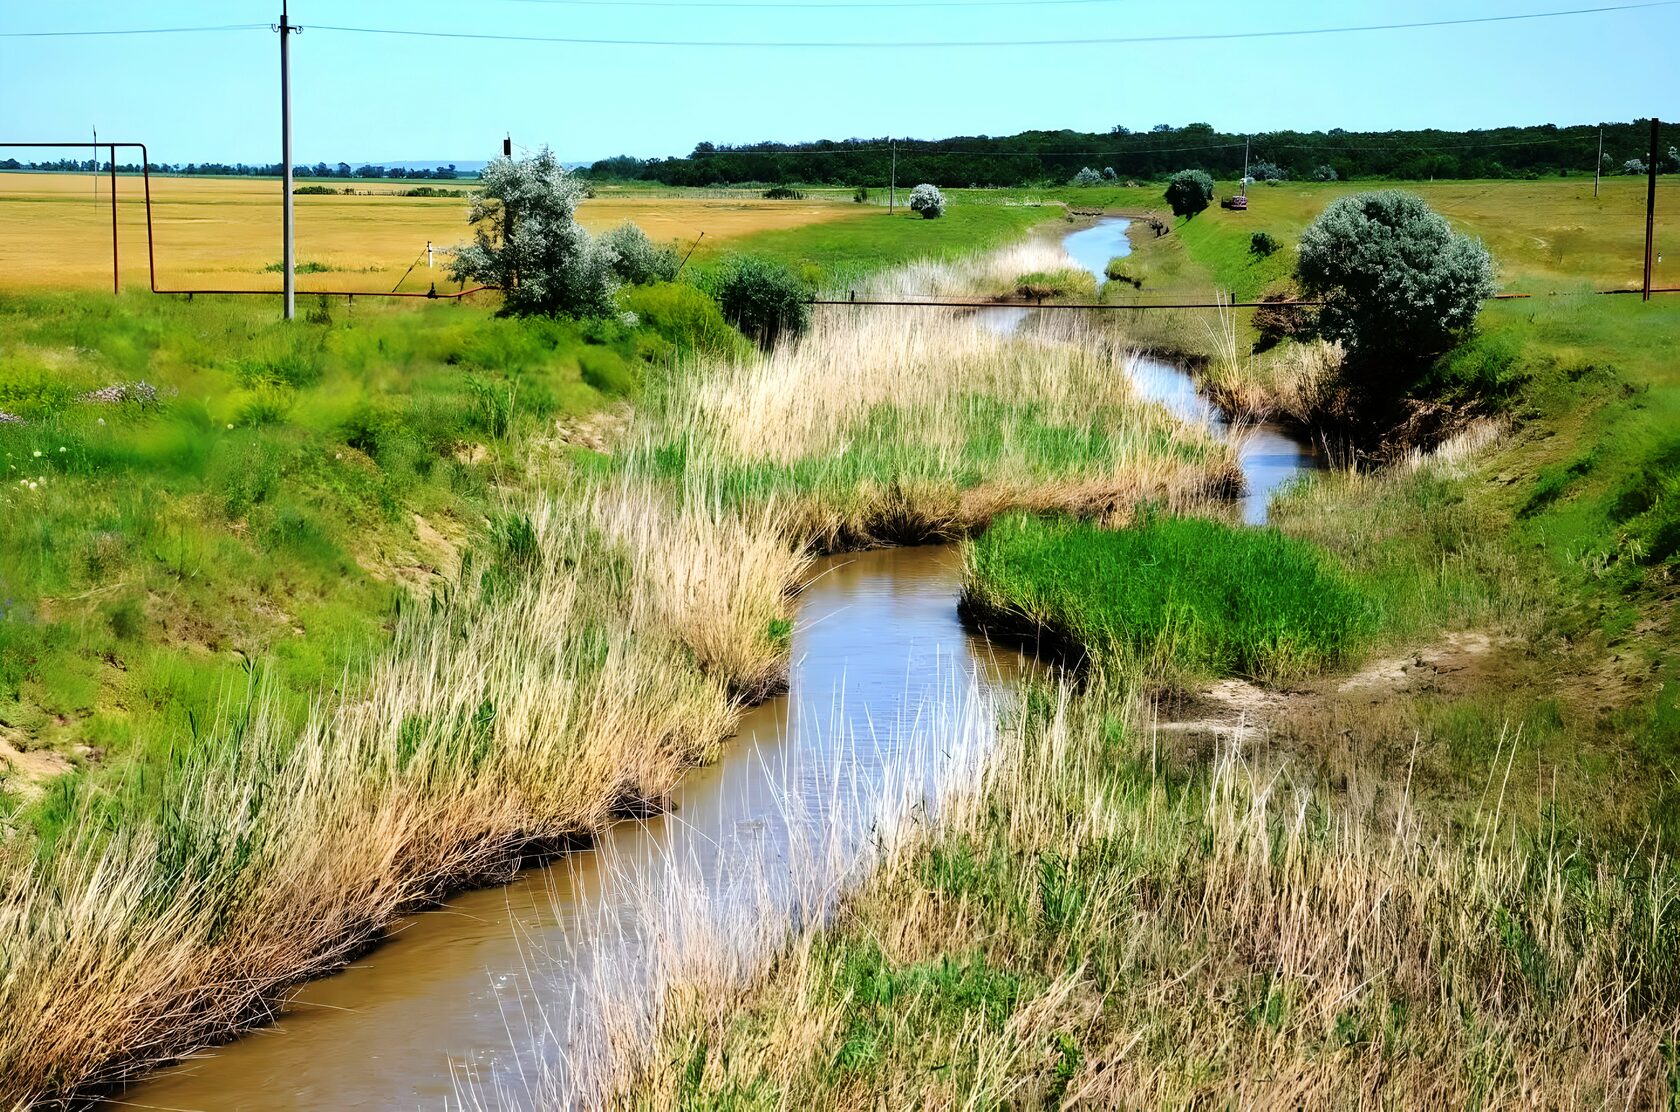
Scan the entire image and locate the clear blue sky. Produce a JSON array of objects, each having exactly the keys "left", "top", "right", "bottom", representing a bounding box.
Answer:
[{"left": 2, "top": 0, "right": 1675, "bottom": 165}]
